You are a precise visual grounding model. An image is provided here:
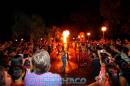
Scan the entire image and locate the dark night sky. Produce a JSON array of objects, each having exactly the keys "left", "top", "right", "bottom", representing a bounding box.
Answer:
[
  {"left": 1, "top": 0, "right": 130, "bottom": 28},
  {"left": 1, "top": 0, "right": 130, "bottom": 40},
  {"left": 1, "top": 0, "right": 100, "bottom": 32},
  {"left": 11, "top": 0, "right": 100, "bottom": 26}
]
